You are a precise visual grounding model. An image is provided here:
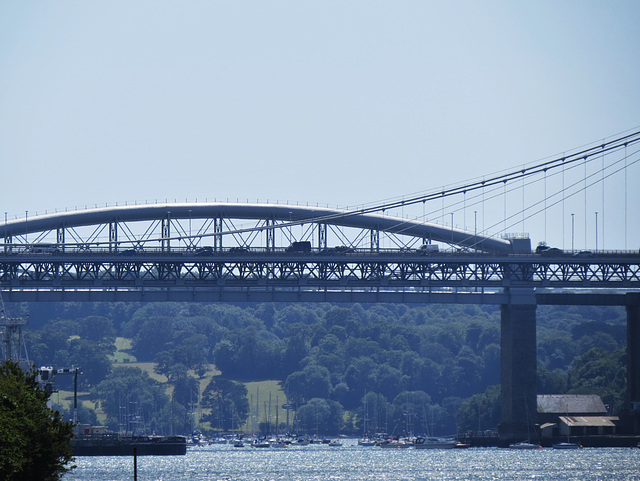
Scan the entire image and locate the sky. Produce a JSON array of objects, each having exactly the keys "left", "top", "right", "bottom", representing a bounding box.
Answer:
[{"left": 1, "top": 1, "right": 639, "bottom": 250}]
